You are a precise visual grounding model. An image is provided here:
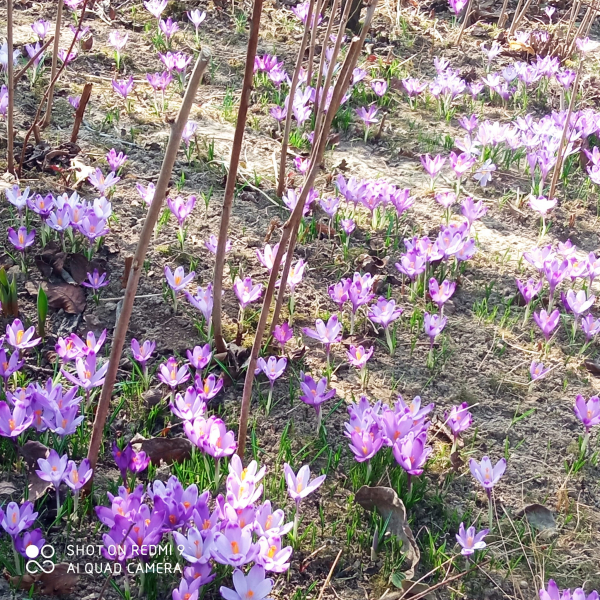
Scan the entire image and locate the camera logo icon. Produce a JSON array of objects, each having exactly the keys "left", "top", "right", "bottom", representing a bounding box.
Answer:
[{"left": 25, "top": 544, "right": 56, "bottom": 574}]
